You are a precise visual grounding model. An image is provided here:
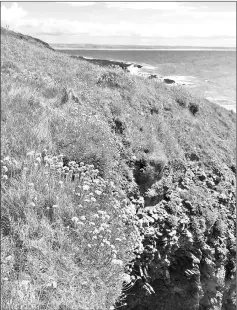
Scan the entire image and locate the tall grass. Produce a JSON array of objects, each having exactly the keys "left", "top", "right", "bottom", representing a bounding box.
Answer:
[
  {"left": 1, "top": 152, "right": 142, "bottom": 310},
  {"left": 1, "top": 28, "right": 236, "bottom": 309}
]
